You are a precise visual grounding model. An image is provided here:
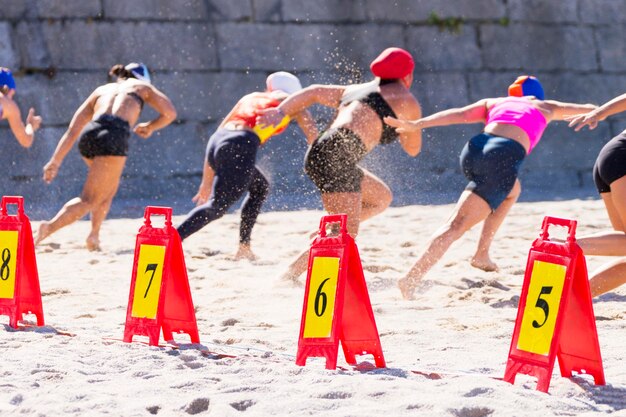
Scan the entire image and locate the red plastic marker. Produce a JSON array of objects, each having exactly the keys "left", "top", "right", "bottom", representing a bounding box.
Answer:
[
  {"left": 296, "top": 214, "right": 385, "bottom": 370},
  {"left": 504, "top": 216, "right": 605, "bottom": 392},
  {"left": 123, "top": 206, "right": 199, "bottom": 346},
  {"left": 0, "top": 196, "right": 44, "bottom": 328}
]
